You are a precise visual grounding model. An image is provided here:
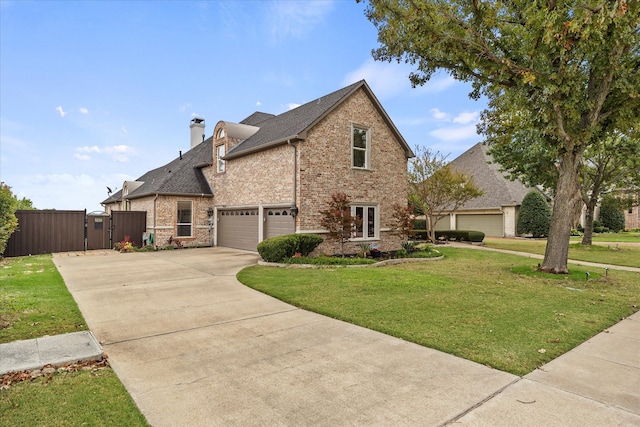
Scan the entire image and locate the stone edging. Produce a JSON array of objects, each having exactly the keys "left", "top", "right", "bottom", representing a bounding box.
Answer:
[{"left": 257, "top": 256, "right": 444, "bottom": 269}]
